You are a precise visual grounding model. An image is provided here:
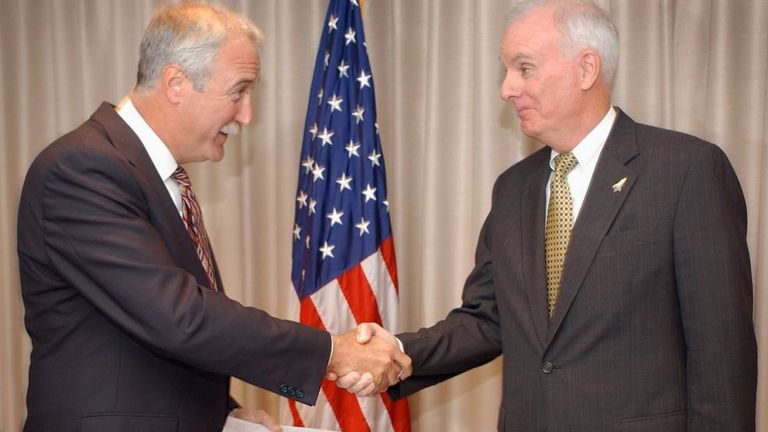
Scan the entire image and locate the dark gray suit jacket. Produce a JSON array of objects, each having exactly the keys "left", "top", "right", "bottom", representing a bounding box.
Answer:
[
  {"left": 389, "top": 109, "right": 757, "bottom": 431},
  {"left": 18, "top": 103, "right": 331, "bottom": 432}
]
